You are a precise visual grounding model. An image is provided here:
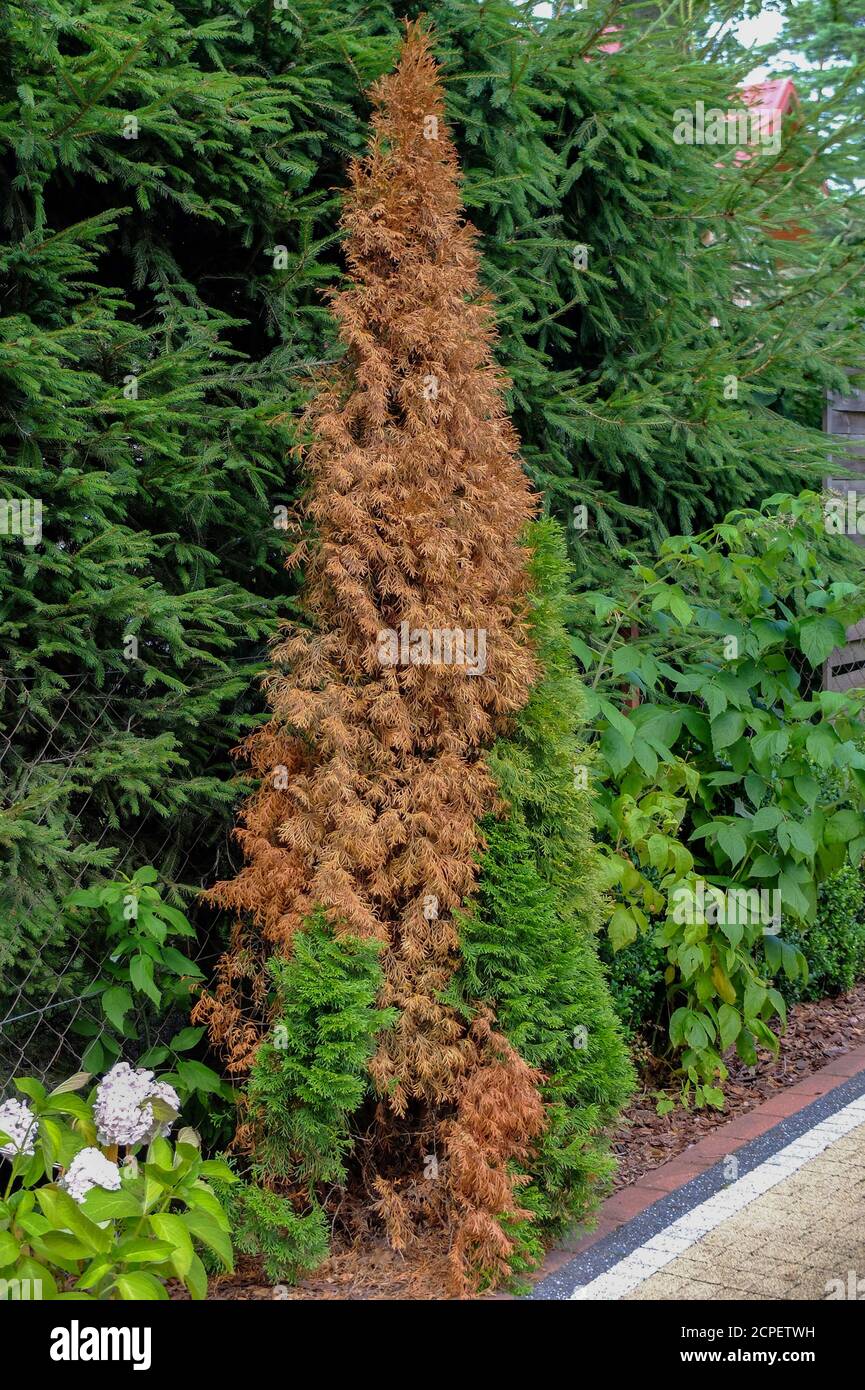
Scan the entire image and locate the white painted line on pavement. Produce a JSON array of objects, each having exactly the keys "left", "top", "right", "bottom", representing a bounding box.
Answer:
[{"left": 570, "top": 1094, "right": 865, "bottom": 1300}]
